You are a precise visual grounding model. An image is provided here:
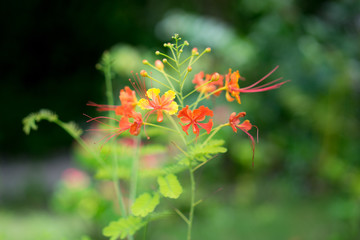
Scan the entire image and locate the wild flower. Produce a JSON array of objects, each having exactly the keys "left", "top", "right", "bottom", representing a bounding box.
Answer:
[
  {"left": 177, "top": 105, "right": 213, "bottom": 137},
  {"left": 225, "top": 66, "right": 289, "bottom": 104},
  {"left": 192, "top": 71, "right": 223, "bottom": 99},
  {"left": 228, "top": 111, "right": 258, "bottom": 166},
  {"left": 85, "top": 110, "right": 143, "bottom": 144},
  {"left": 23, "top": 34, "right": 288, "bottom": 240},
  {"left": 138, "top": 88, "right": 178, "bottom": 122}
]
